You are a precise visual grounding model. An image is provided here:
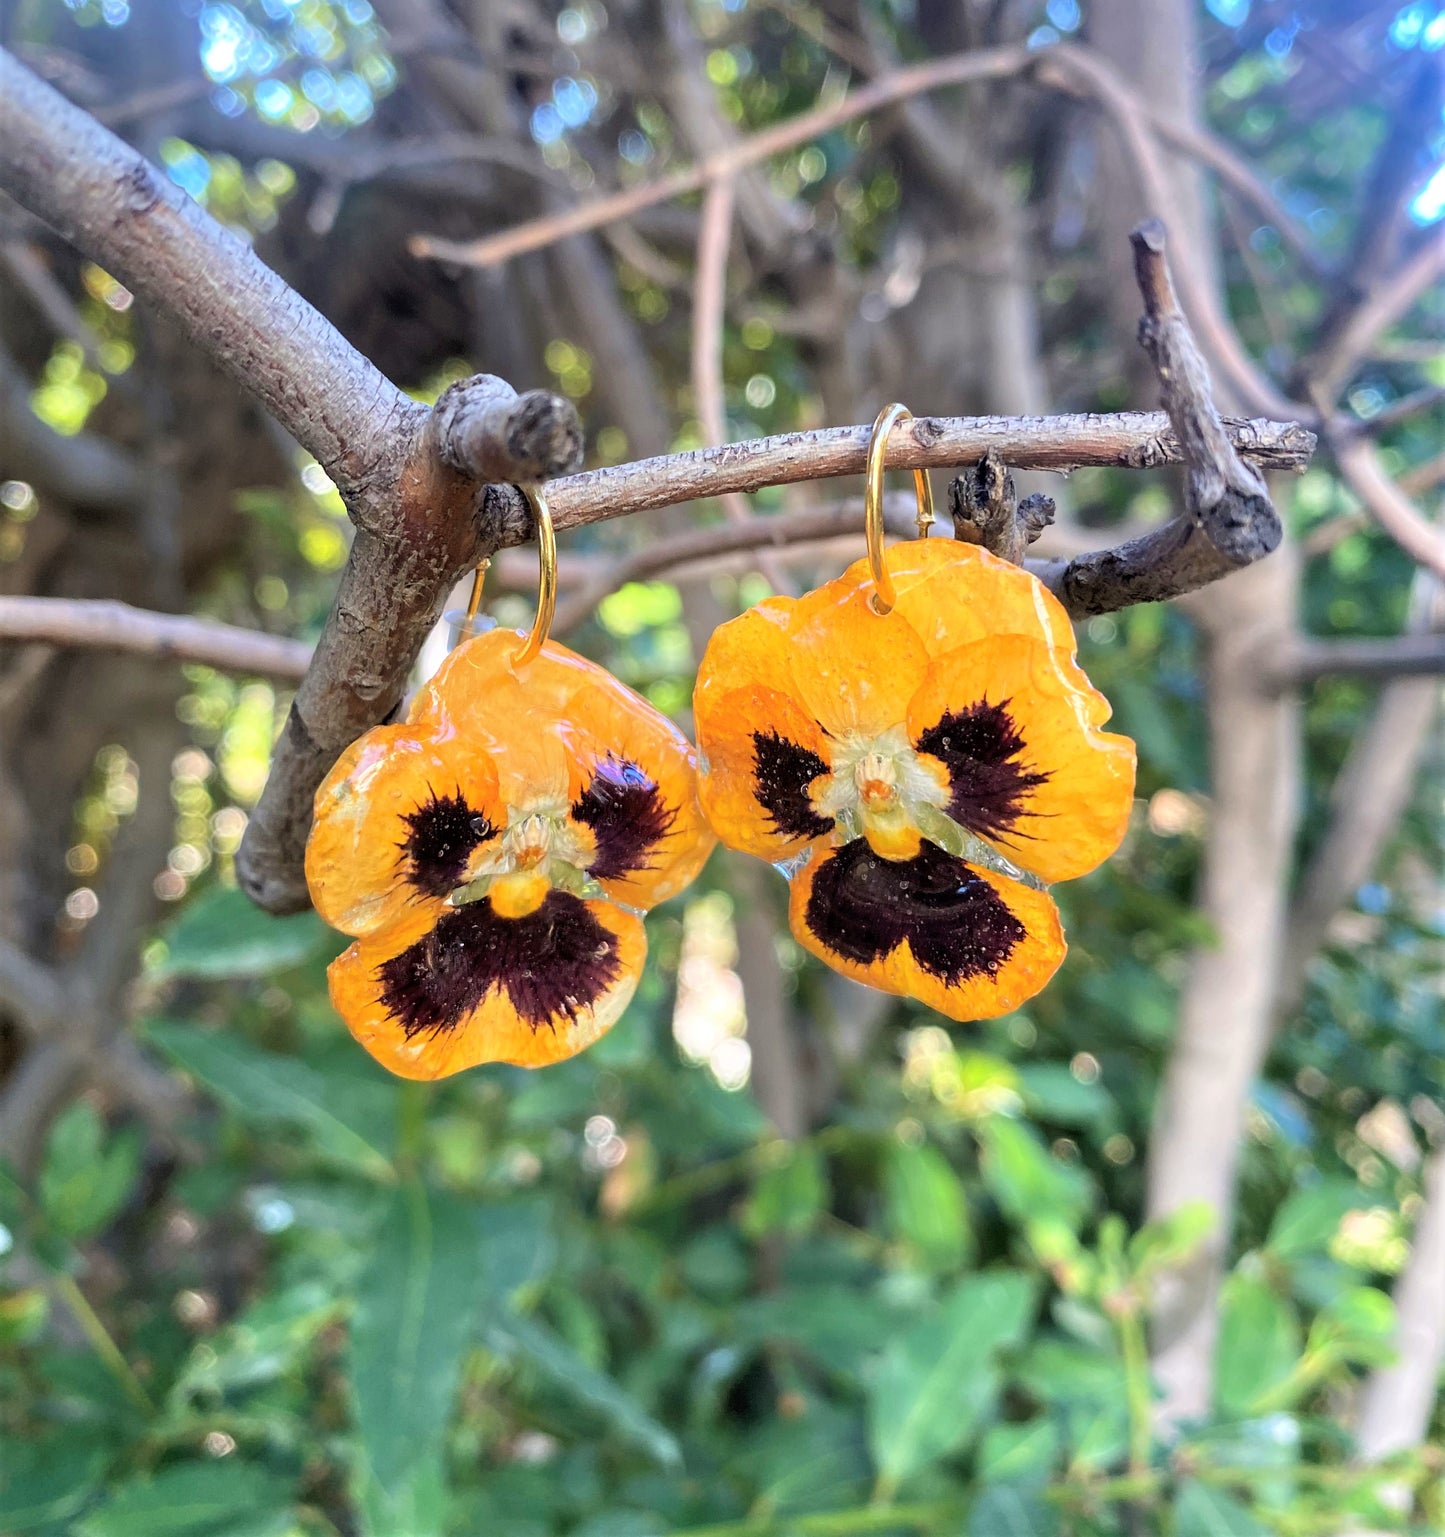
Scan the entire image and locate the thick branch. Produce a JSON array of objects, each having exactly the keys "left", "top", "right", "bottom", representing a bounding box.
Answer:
[
  {"left": 0, "top": 48, "right": 413, "bottom": 501},
  {"left": 1033, "top": 223, "right": 1285, "bottom": 615},
  {"left": 0, "top": 597, "right": 312, "bottom": 680}
]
